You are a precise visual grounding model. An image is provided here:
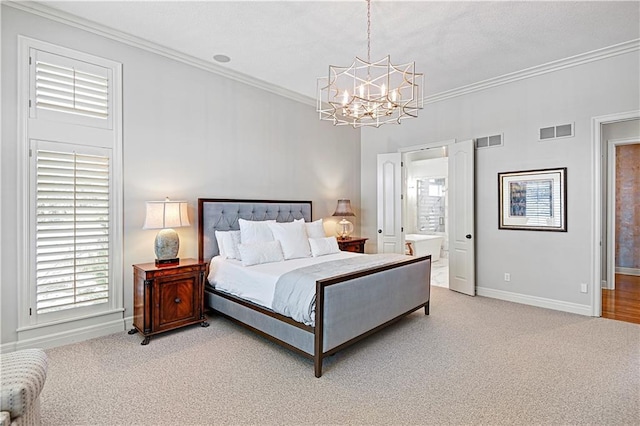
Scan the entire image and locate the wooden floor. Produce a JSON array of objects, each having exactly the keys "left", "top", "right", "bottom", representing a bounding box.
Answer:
[{"left": 602, "top": 274, "right": 640, "bottom": 324}]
